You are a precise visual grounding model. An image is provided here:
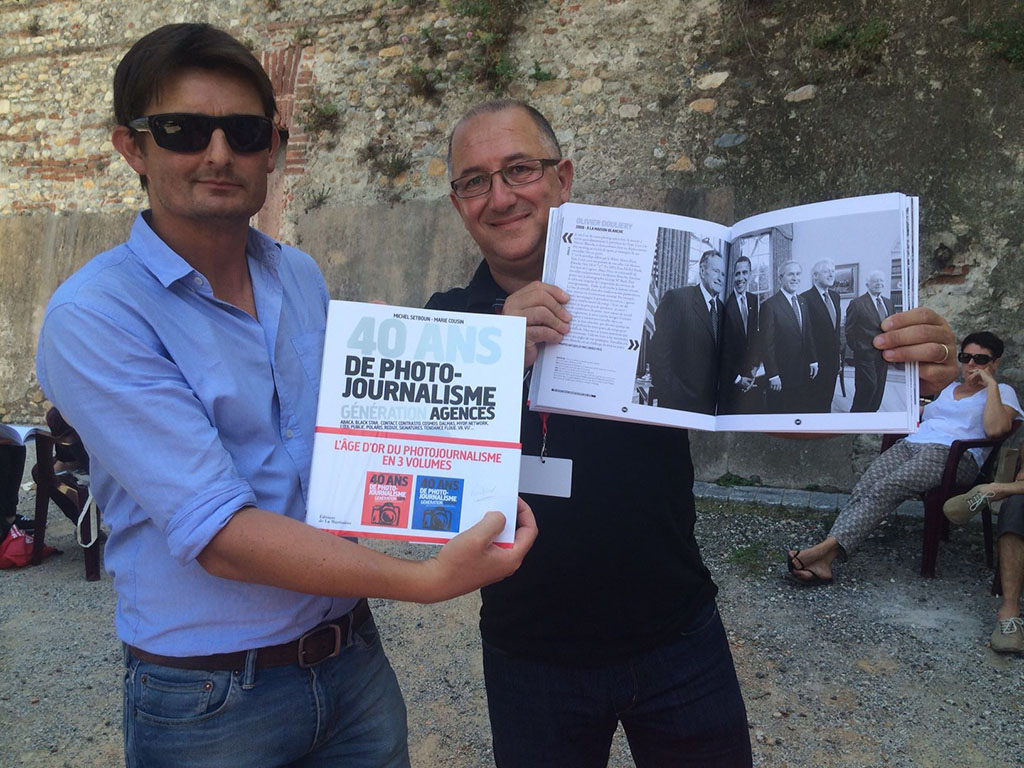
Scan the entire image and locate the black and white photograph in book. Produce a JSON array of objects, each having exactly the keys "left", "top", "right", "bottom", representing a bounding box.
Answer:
[
  {"left": 727, "top": 209, "right": 907, "bottom": 416},
  {"left": 641, "top": 227, "right": 727, "bottom": 415},
  {"left": 634, "top": 209, "right": 908, "bottom": 417}
]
